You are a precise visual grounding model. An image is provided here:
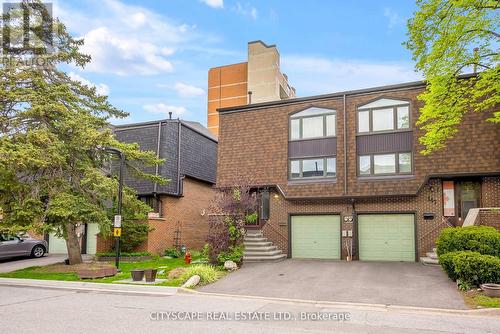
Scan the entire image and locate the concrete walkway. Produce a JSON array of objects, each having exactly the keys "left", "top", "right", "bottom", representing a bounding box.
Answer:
[
  {"left": 199, "top": 260, "right": 468, "bottom": 310},
  {"left": 0, "top": 254, "right": 92, "bottom": 273}
]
